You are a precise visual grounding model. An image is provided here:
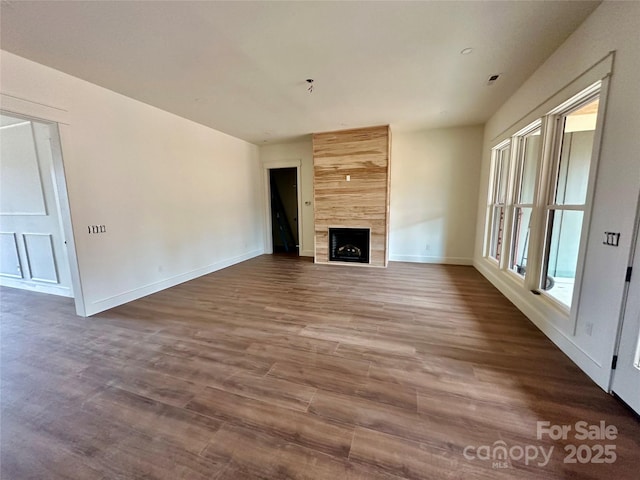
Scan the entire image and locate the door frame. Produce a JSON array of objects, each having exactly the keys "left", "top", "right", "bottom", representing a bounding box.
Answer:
[
  {"left": 0, "top": 107, "right": 86, "bottom": 316},
  {"left": 263, "top": 160, "right": 302, "bottom": 255},
  {"left": 609, "top": 188, "right": 640, "bottom": 413}
]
